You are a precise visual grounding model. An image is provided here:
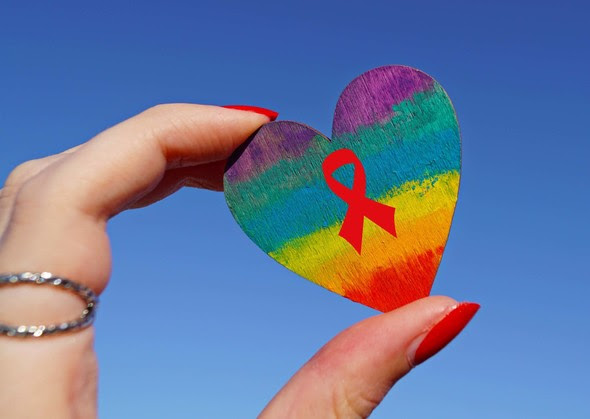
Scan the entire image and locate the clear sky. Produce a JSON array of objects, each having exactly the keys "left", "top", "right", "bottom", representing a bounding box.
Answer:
[{"left": 1, "top": 1, "right": 588, "bottom": 417}]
